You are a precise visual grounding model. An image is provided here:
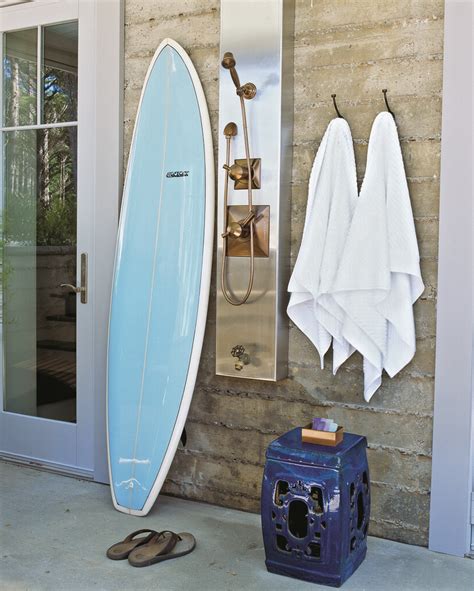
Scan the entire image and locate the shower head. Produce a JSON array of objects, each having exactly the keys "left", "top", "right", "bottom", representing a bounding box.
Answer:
[
  {"left": 221, "top": 51, "right": 241, "bottom": 91},
  {"left": 221, "top": 52, "right": 236, "bottom": 69}
]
